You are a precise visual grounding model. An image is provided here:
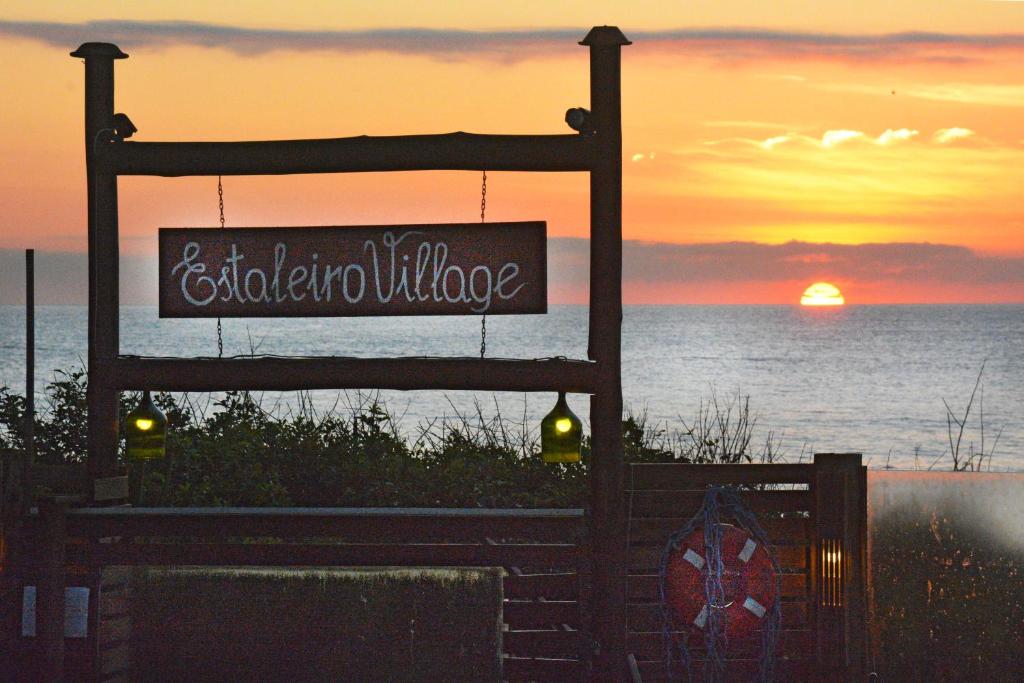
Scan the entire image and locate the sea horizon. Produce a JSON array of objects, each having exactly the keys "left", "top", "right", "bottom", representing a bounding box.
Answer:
[{"left": 1, "top": 303, "right": 1021, "bottom": 472}]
